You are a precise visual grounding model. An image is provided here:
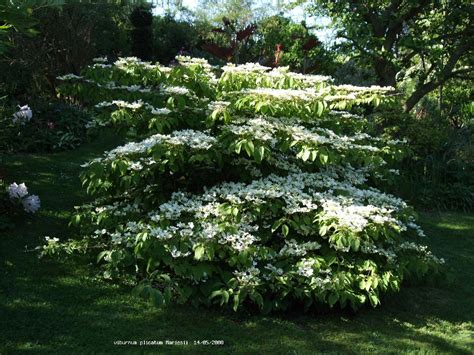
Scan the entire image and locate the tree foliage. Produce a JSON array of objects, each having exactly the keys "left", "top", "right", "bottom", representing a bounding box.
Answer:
[
  {"left": 130, "top": 4, "right": 153, "bottom": 60},
  {"left": 306, "top": 0, "right": 473, "bottom": 111},
  {"left": 0, "top": 2, "right": 131, "bottom": 98},
  {"left": 256, "top": 15, "right": 333, "bottom": 73}
]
